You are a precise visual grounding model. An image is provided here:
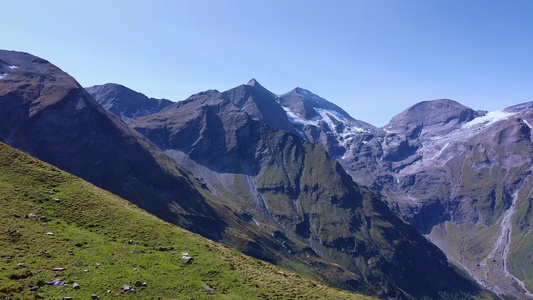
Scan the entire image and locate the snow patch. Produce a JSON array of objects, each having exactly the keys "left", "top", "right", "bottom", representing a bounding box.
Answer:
[
  {"left": 315, "top": 108, "right": 350, "bottom": 123},
  {"left": 8, "top": 65, "right": 18, "bottom": 69},
  {"left": 252, "top": 218, "right": 260, "bottom": 226},
  {"left": 0, "top": 73, "right": 6, "bottom": 80},
  {"left": 282, "top": 105, "right": 319, "bottom": 126},
  {"left": 436, "top": 142, "right": 450, "bottom": 157},
  {"left": 280, "top": 102, "right": 367, "bottom": 150},
  {"left": 463, "top": 110, "right": 516, "bottom": 129},
  {"left": 523, "top": 119, "right": 533, "bottom": 130}
]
